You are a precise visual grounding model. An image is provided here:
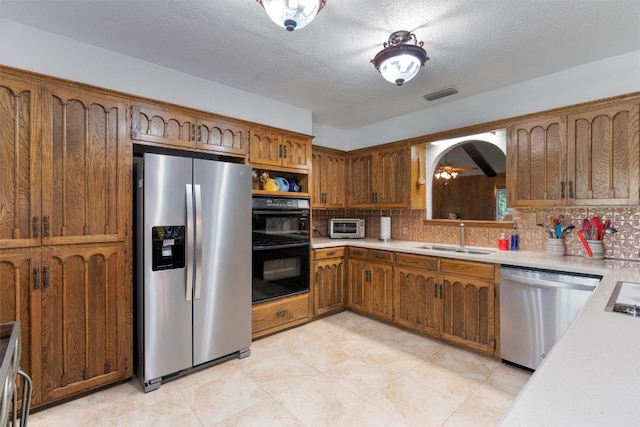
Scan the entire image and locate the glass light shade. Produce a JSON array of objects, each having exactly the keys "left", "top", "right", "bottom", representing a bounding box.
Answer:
[
  {"left": 372, "top": 31, "right": 429, "bottom": 86},
  {"left": 259, "top": 0, "right": 326, "bottom": 31},
  {"left": 378, "top": 51, "right": 423, "bottom": 86}
]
